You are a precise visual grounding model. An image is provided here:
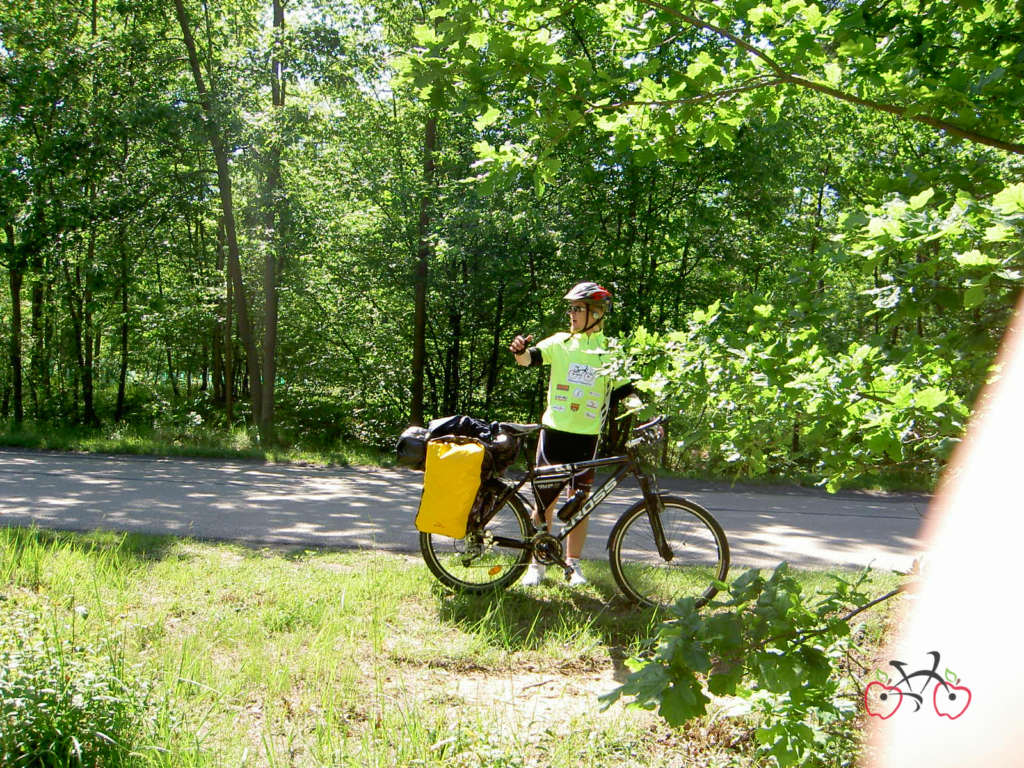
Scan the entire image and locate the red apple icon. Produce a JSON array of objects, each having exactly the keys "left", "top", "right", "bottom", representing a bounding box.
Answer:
[
  {"left": 865, "top": 682, "right": 903, "bottom": 719},
  {"left": 933, "top": 682, "right": 971, "bottom": 719}
]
